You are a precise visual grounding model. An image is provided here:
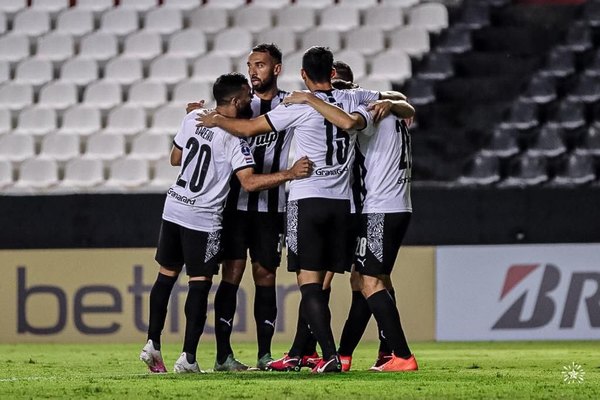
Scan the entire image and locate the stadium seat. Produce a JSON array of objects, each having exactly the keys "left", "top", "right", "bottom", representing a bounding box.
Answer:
[
  {"left": 149, "top": 104, "right": 186, "bottom": 135},
  {"left": 204, "top": 0, "right": 245, "bottom": 8},
  {"left": 103, "top": 105, "right": 147, "bottom": 137},
  {"left": 454, "top": 4, "right": 490, "bottom": 30},
  {"left": 294, "top": 0, "right": 334, "bottom": 9},
  {"left": 575, "top": 125, "right": 600, "bottom": 156},
  {"left": 552, "top": 153, "right": 596, "bottom": 186},
  {"left": 13, "top": 9, "right": 51, "bottom": 37},
  {"left": 104, "top": 158, "right": 149, "bottom": 189},
  {"left": 39, "top": 134, "right": 81, "bottom": 162},
  {"left": 0, "top": 61, "right": 9, "bottom": 84},
  {"left": 457, "top": 153, "right": 500, "bottom": 185},
  {"left": 0, "top": 109, "right": 11, "bottom": 135},
  {"left": 147, "top": 157, "right": 179, "bottom": 190},
  {"left": 119, "top": 0, "right": 159, "bottom": 12},
  {"left": 501, "top": 154, "right": 548, "bottom": 187},
  {"left": 583, "top": 1, "right": 600, "bottom": 27},
  {"left": 0, "top": 159, "right": 13, "bottom": 189},
  {"left": 546, "top": 100, "right": 585, "bottom": 131},
  {"left": 364, "top": 6, "right": 404, "bottom": 32},
  {"left": 0, "top": 82, "right": 33, "bottom": 111},
  {"left": 355, "top": 76, "right": 392, "bottom": 92},
  {"left": 83, "top": 80, "right": 123, "bottom": 110},
  {"left": 527, "top": 125, "right": 566, "bottom": 158},
  {"left": 212, "top": 28, "right": 253, "bottom": 57},
  {"left": 60, "top": 57, "right": 99, "bottom": 86},
  {"left": 338, "top": 0, "right": 377, "bottom": 9},
  {"left": 480, "top": 127, "right": 519, "bottom": 158},
  {"left": 129, "top": 135, "right": 171, "bottom": 161},
  {"left": 278, "top": 51, "right": 304, "bottom": 88},
  {"left": 0, "top": 134, "right": 35, "bottom": 162},
  {"left": 162, "top": 0, "right": 201, "bottom": 11},
  {"left": 58, "top": 105, "right": 102, "bottom": 136},
  {"left": 14, "top": 107, "right": 57, "bottom": 137},
  {"left": 566, "top": 75, "right": 600, "bottom": 104},
  {"left": 79, "top": 32, "right": 119, "bottom": 62},
  {"left": 370, "top": 50, "right": 412, "bottom": 84},
  {"left": 381, "top": 0, "right": 419, "bottom": 8},
  {"left": 583, "top": 49, "right": 600, "bottom": 78},
  {"left": 275, "top": 6, "right": 315, "bottom": 32},
  {"left": 256, "top": 27, "right": 297, "bottom": 56},
  {"left": 14, "top": 58, "right": 53, "bottom": 87},
  {"left": 389, "top": 26, "right": 430, "bottom": 59},
  {"left": 144, "top": 7, "right": 183, "bottom": 35},
  {"left": 408, "top": 3, "right": 448, "bottom": 34},
  {"left": 557, "top": 23, "right": 592, "bottom": 53},
  {"left": 192, "top": 54, "right": 232, "bottom": 82},
  {"left": 122, "top": 31, "right": 163, "bottom": 61},
  {"left": 334, "top": 50, "right": 366, "bottom": 80},
  {"left": 233, "top": 6, "right": 273, "bottom": 34},
  {"left": 100, "top": 8, "right": 139, "bottom": 37},
  {"left": 0, "top": 12, "right": 6, "bottom": 36},
  {"left": 75, "top": 0, "right": 113, "bottom": 16},
  {"left": 128, "top": 81, "right": 167, "bottom": 110},
  {"left": 84, "top": 134, "right": 126, "bottom": 161},
  {"left": 0, "top": 34, "right": 30, "bottom": 64},
  {"left": 417, "top": 52, "right": 454, "bottom": 81},
  {"left": 15, "top": 159, "right": 59, "bottom": 190},
  {"left": 172, "top": 80, "right": 213, "bottom": 107},
  {"left": 345, "top": 27, "right": 385, "bottom": 56},
  {"left": 0, "top": 0, "right": 27, "bottom": 16},
  {"left": 55, "top": 9, "right": 94, "bottom": 37},
  {"left": 35, "top": 33, "right": 75, "bottom": 63},
  {"left": 320, "top": 6, "right": 359, "bottom": 32},
  {"left": 402, "top": 79, "right": 435, "bottom": 106},
  {"left": 167, "top": 29, "right": 207, "bottom": 59},
  {"left": 436, "top": 28, "right": 472, "bottom": 54},
  {"left": 148, "top": 56, "right": 188, "bottom": 85},
  {"left": 500, "top": 100, "right": 539, "bottom": 130},
  {"left": 60, "top": 158, "right": 104, "bottom": 189},
  {"left": 252, "top": 0, "right": 290, "bottom": 8},
  {"left": 539, "top": 48, "right": 575, "bottom": 78},
  {"left": 301, "top": 29, "right": 341, "bottom": 52},
  {"left": 188, "top": 7, "right": 228, "bottom": 34},
  {"left": 31, "top": 0, "right": 69, "bottom": 16},
  {"left": 520, "top": 74, "right": 557, "bottom": 105},
  {"left": 104, "top": 57, "right": 144, "bottom": 86}
]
